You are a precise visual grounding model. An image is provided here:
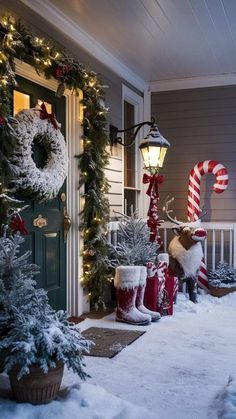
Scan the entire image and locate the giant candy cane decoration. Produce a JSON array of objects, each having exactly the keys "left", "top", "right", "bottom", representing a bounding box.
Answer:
[{"left": 188, "top": 160, "right": 229, "bottom": 289}]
